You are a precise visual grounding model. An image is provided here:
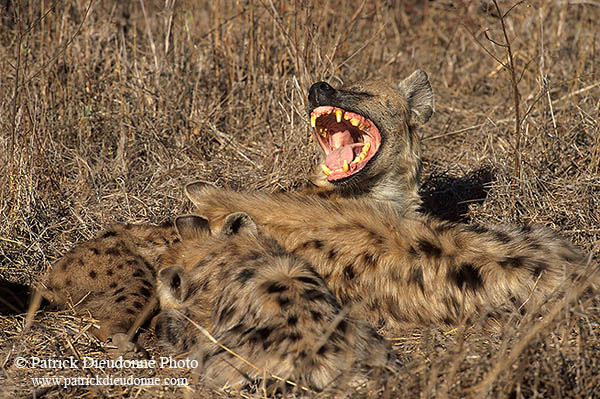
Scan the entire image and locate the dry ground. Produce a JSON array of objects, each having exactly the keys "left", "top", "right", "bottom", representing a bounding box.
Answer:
[{"left": 1, "top": 0, "right": 599, "bottom": 398}]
